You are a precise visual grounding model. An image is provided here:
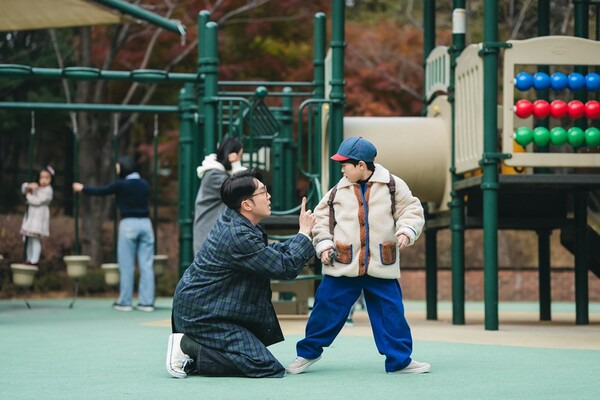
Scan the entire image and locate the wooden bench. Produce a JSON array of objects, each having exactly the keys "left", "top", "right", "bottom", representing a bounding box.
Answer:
[{"left": 271, "top": 274, "right": 322, "bottom": 315}]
